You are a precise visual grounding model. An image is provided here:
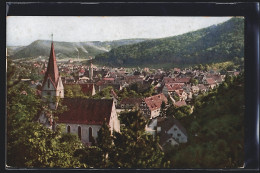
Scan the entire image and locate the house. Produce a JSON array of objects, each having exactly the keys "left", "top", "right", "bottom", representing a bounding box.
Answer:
[
  {"left": 173, "top": 68, "right": 181, "bottom": 74},
  {"left": 157, "top": 117, "right": 188, "bottom": 148},
  {"left": 78, "top": 68, "right": 85, "bottom": 77},
  {"left": 80, "top": 83, "right": 96, "bottom": 96},
  {"left": 64, "top": 83, "right": 96, "bottom": 96},
  {"left": 56, "top": 98, "right": 120, "bottom": 145},
  {"left": 174, "top": 100, "right": 187, "bottom": 107},
  {"left": 96, "top": 80, "right": 122, "bottom": 92},
  {"left": 203, "top": 78, "right": 216, "bottom": 89},
  {"left": 141, "top": 93, "right": 168, "bottom": 119},
  {"left": 191, "top": 85, "right": 200, "bottom": 94},
  {"left": 174, "top": 89, "right": 188, "bottom": 101},
  {"left": 124, "top": 75, "right": 144, "bottom": 85},
  {"left": 162, "top": 77, "right": 190, "bottom": 85},
  {"left": 119, "top": 98, "right": 143, "bottom": 109},
  {"left": 162, "top": 83, "right": 184, "bottom": 97},
  {"left": 197, "top": 84, "right": 207, "bottom": 93}
]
